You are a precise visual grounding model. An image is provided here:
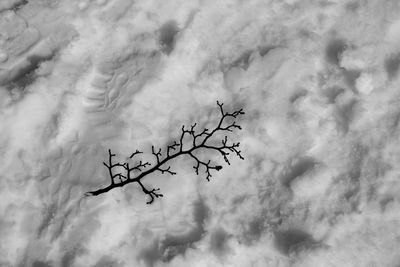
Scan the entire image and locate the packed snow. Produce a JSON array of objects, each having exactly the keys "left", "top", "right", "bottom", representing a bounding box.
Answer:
[{"left": 1, "top": 0, "right": 400, "bottom": 266}]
